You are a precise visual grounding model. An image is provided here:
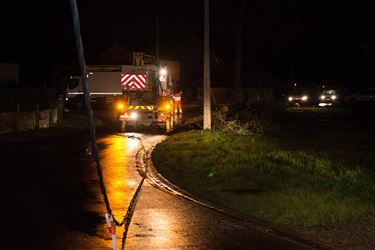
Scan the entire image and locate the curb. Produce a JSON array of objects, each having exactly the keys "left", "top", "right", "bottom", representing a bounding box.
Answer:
[{"left": 140, "top": 137, "right": 340, "bottom": 250}]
